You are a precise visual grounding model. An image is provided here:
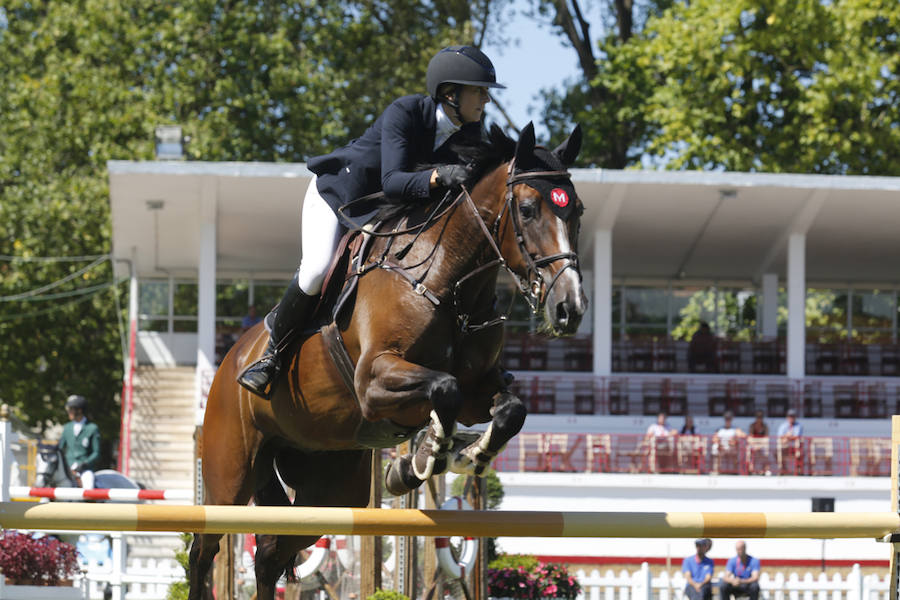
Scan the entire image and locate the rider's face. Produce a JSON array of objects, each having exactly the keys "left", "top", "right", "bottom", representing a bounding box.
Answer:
[
  {"left": 67, "top": 407, "right": 82, "bottom": 421},
  {"left": 456, "top": 85, "right": 490, "bottom": 124}
]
